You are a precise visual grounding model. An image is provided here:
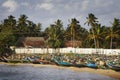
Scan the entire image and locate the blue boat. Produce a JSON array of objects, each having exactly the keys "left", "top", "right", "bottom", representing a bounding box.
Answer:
[
  {"left": 86, "top": 61, "right": 98, "bottom": 68},
  {"left": 110, "top": 65, "right": 120, "bottom": 71},
  {"left": 108, "top": 63, "right": 120, "bottom": 71},
  {"left": 73, "top": 63, "right": 86, "bottom": 67},
  {"left": 53, "top": 58, "right": 73, "bottom": 66}
]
